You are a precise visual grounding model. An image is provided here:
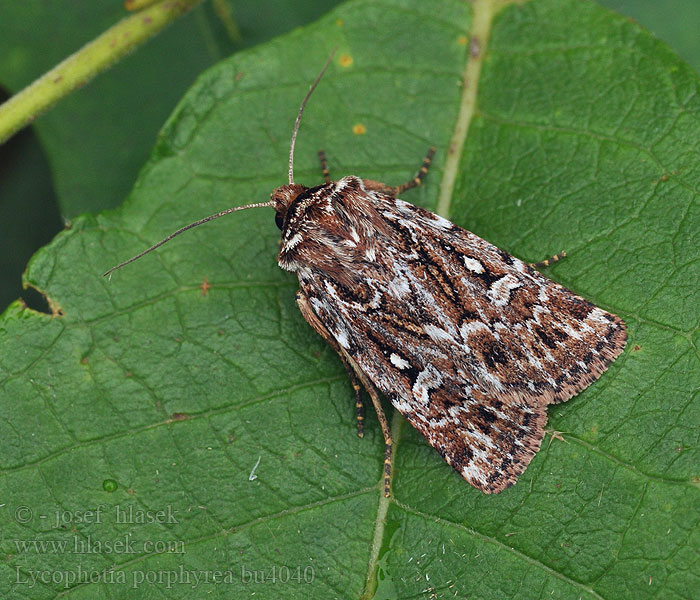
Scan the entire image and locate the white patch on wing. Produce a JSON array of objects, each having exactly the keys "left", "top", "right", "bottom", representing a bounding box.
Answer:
[
  {"left": 368, "top": 288, "right": 382, "bottom": 310},
  {"left": 525, "top": 352, "right": 545, "bottom": 372},
  {"left": 561, "top": 321, "right": 582, "bottom": 340},
  {"left": 531, "top": 304, "right": 548, "bottom": 325},
  {"left": 412, "top": 365, "right": 442, "bottom": 405},
  {"left": 463, "top": 257, "right": 485, "bottom": 273},
  {"left": 391, "top": 396, "right": 414, "bottom": 413},
  {"left": 335, "top": 328, "right": 350, "bottom": 349},
  {"left": 514, "top": 257, "right": 530, "bottom": 274},
  {"left": 390, "top": 353, "right": 410, "bottom": 369},
  {"left": 462, "top": 464, "right": 486, "bottom": 486},
  {"left": 588, "top": 307, "right": 608, "bottom": 324},
  {"left": 394, "top": 198, "right": 410, "bottom": 212},
  {"left": 430, "top": 213, "right": 453, "bottom": 230},
  {"left": 463, "top": 426, "right": 496, "bottom": 451},
  {"left": 427, "top": 417, "right": 450, "bottom": 428},
  {"left": 324, "top": 280, "right": 338, "bottom": 299},
  {"left": 487, "top": 274, "right": 522, "bottom": 306},
  {"left": 579, "top": 321, "right": 595, "bottom": 334},
  {"left": 424, "top": 324, "right": 454, "bottom": 345},
  {"left": 387, "top": 274, "right": 410, "bottom": 298},
  {"left": 478, "top": 366, "right": 506, "bottom": 392},
  {"left": 460, "top": 320, "right": 490, "bottom": 341}
]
